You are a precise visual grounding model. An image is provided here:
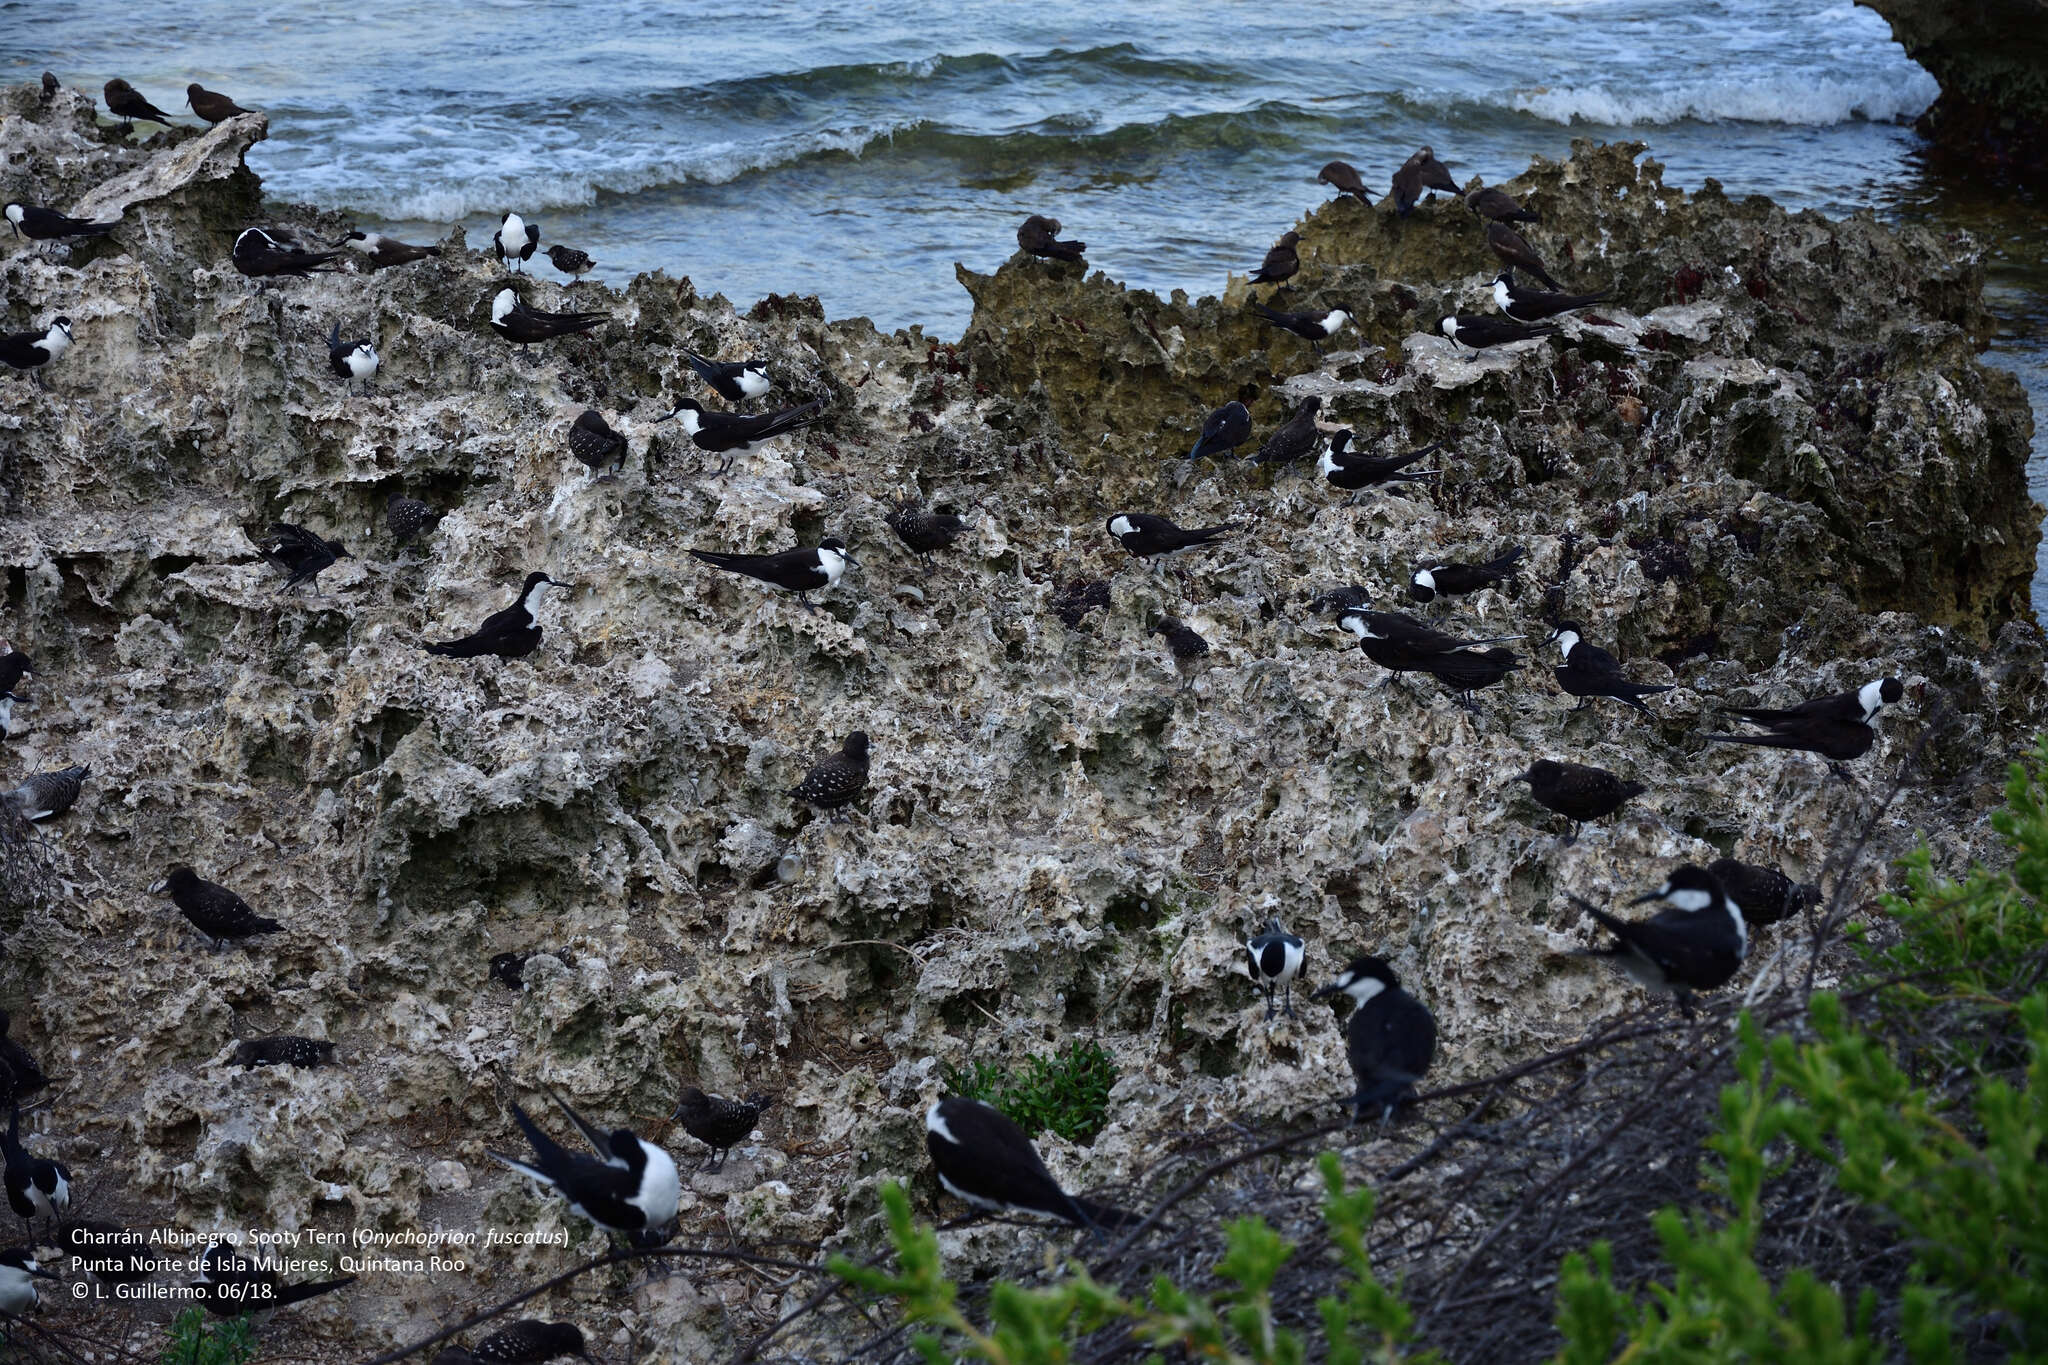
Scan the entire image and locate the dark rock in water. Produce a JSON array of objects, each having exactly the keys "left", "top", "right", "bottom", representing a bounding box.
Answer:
[{"left": 1855, "top": 0, "right": 2048, "bottom": 183}]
